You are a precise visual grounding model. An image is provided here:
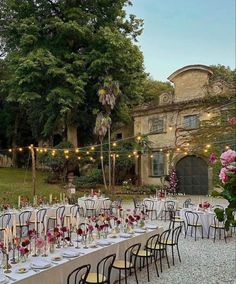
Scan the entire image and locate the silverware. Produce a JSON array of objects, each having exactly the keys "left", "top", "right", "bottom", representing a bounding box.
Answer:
[{"left": 5, "top": 274, "right": 17, "bottom": 281}]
